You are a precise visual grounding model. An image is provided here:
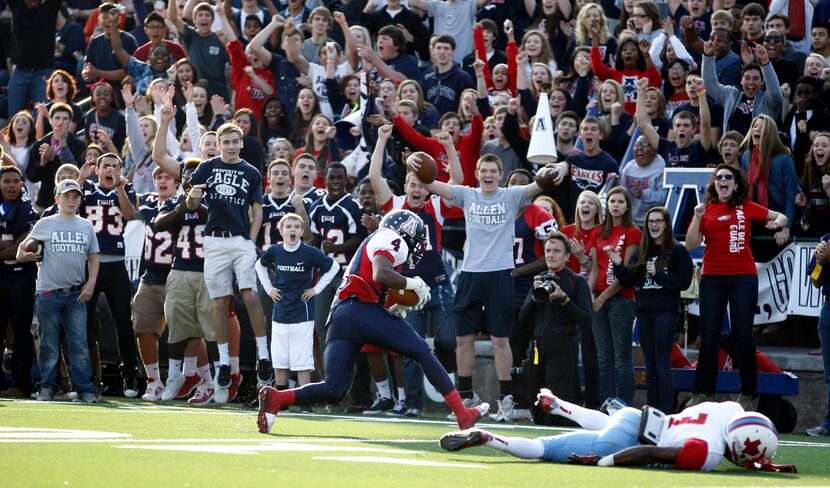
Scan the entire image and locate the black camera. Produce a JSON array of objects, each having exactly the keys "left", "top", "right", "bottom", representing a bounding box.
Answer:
[
  {"left": 532, "top": 271, "right": 562, "bottom": 302},
  {"left": 510, "top": 340, "right": 538, "bottom": 379}
]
